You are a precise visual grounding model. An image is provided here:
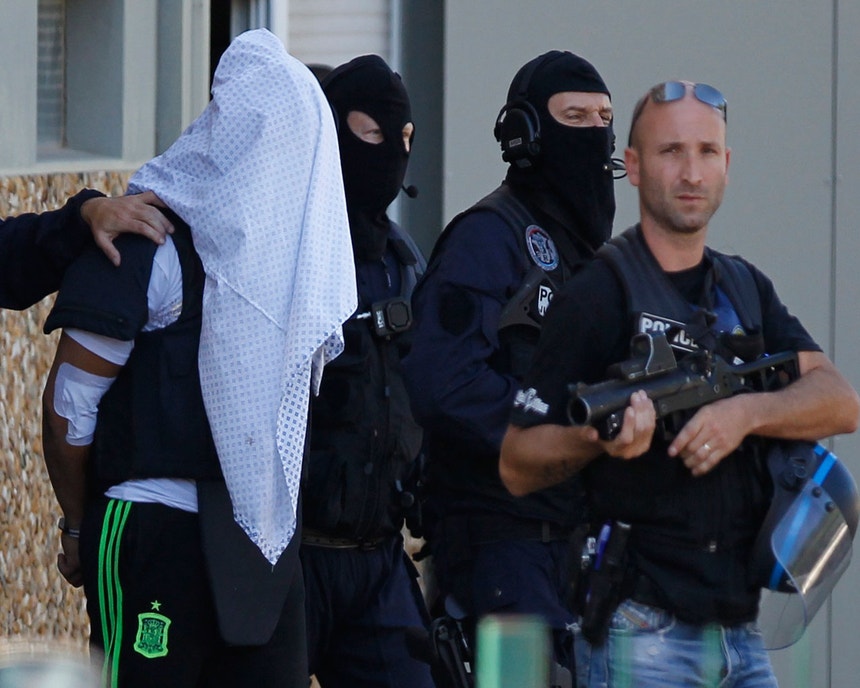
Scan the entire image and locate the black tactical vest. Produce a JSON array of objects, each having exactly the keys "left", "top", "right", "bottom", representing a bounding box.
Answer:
[
  {"left": 422, "top": 183, "right": 591, "bottom": 529},
  {"left": 589, "top": 225, "right": 773, "bottom": 624},
  {"left": 302, "top": 226, "right": 425, "bottom": 541},
  {"left": 45, "top": 215, "right": 220, "bottom": 489},
  {"left": 445, "top": 183, "right": 586, "bottom": 378},
  {"left": 599, "top": 225, "right": 762, "bottom": 350}
]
